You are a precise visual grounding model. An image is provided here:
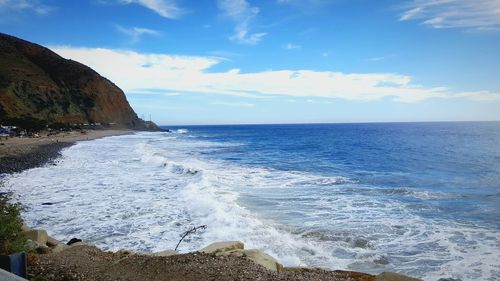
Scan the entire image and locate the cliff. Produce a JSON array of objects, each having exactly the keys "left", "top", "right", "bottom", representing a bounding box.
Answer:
[{"left": 0, "top": 33, "right": 159, "bottom": 130}]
